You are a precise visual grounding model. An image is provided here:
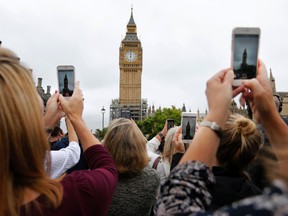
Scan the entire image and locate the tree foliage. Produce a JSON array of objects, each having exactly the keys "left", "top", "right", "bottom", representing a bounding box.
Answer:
[
  {"left": 136, "top": 106, "right": 182, "bottom": 140},
  {"left": 94, "top": 127, "right": 108, "bottom": 141},
  {"left": 94, "top": 106, "right": 182, "bottom": 141}
]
